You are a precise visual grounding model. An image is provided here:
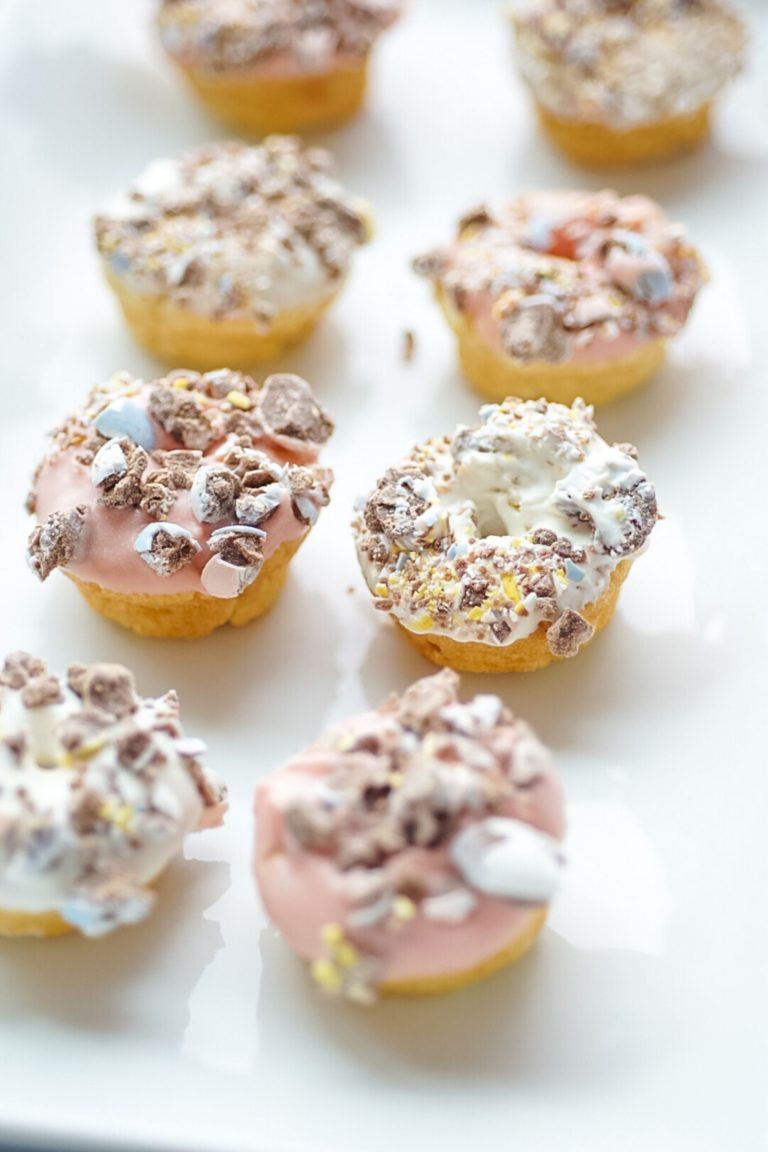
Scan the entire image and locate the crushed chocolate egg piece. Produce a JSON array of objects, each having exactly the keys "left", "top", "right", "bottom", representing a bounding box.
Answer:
[
  {"left": 190, "top": 465, "right": 241, "bottom": 523},
  {"left": 21, "top": 675, "right": 65, "bottom": 710},
  {"left": 546, "top": 610, "right": 594, "bottom": 658},
  {"left": 149, "top": 385, "right": 214, "bottom": 451},
  {"left": 259, "top": 374, "right": 334, "bottom": 444},
  {"left": 27, "top": 507, "right": 88, "bottom": 581},
  {"left": 80, "top": 665, "right": 137, "bottom": 719},
  {"left": 1, "top": 652, "right": 47, "bottom": 690},
  {"left": 134, "top": 523, "right": 202, "bottom": 577}
]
